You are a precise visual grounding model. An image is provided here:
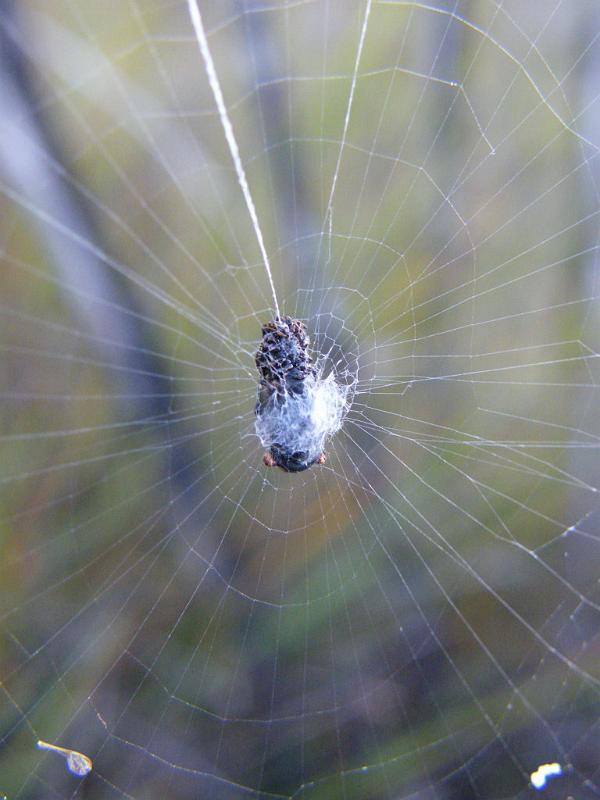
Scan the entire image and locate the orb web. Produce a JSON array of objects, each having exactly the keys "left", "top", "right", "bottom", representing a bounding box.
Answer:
[{"left": 0, "top": 2, "right": 599, "bottom": 800}]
